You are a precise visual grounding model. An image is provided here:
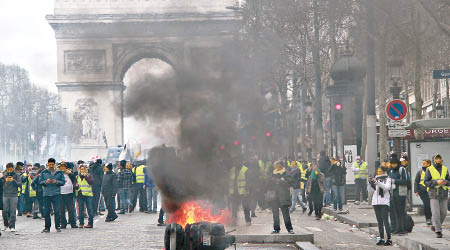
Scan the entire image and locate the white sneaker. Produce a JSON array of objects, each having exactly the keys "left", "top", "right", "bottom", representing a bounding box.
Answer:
[
  {"left": 10, "top": 228, "right": 15, "bottom": 232},
  {"left": 2, "top": 226, "right": 8, "bottom": 231}
]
